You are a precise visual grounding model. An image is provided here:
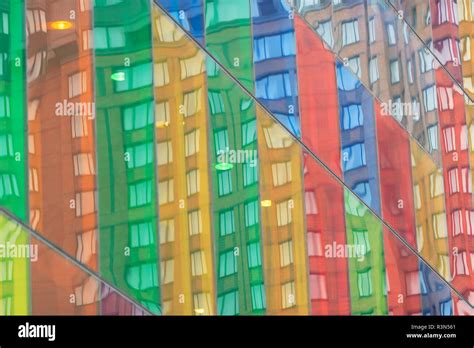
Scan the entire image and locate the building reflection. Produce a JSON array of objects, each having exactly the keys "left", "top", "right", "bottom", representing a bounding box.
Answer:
[
  {"left": 152, "top": 7, "right": 216, "bottom": 315},
  {"left": 27, "top": 0, "right": 97, "bottom": 314},
  {"left": 94, "top": 0, "right": 161, "bottom": 314}
]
